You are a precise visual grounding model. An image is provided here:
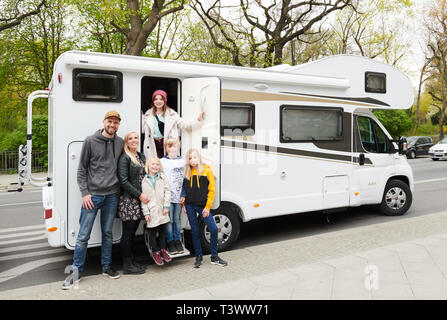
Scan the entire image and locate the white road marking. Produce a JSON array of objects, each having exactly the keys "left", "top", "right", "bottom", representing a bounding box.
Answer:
[
  {"left": 414, "top": 177, "right": 447, "bottom": 184},
  {"left": 0, "top": 230, "right": 45, "bottom": 240},
  {"left": 0, "top": 234, "right": 47, "bottom": 246},
  {"left": 0, "top": 242, "right": 50, "bottom": 254},
  {"left": 0, "top": 201, "right": 41, "bottom": 207},
  {"left": 0, "top": 255, "right": 72, "bottom": 284},
  {"left": 0, "top": 224, "right": 45, "bottom": 234},
  {"left": 0, "top": 248, "right": 68, "bottom": 262}
]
